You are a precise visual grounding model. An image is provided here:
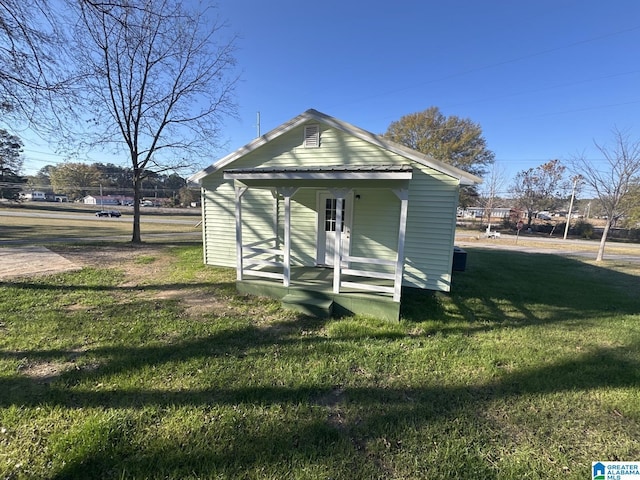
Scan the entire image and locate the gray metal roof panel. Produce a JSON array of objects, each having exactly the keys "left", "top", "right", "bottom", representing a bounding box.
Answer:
[{"left": 224, "top": 164, "right": 413, "bottom": 174}]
